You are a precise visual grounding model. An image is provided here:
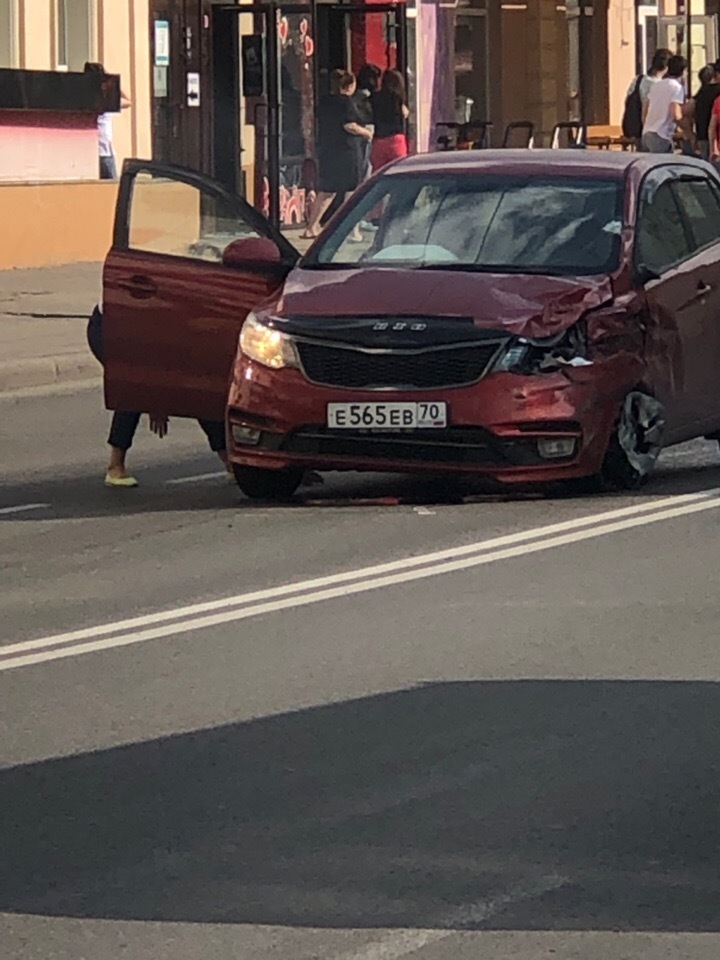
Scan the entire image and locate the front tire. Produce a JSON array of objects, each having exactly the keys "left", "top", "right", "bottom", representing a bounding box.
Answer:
[
  {"left": 565, "top": 391, "right": 666, "bottom": 495},
  {"left": 233, "top": 465, "right": 303, "bottom": 501}
]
